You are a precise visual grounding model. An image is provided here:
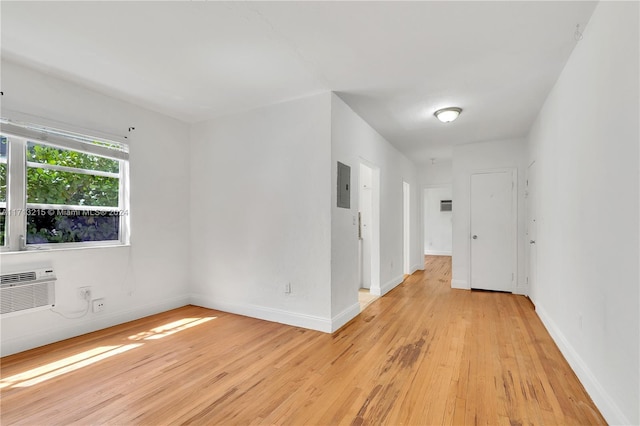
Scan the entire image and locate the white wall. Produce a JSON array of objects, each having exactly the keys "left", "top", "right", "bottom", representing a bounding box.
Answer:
[
  {"left": 451, "top": 138, "right": 528, "bottom": 293},
  {"left": 330, "top": 94, "right": 422, "bottom": 321},
  {"left": 0, "top": 70, "right": 423, "bottom": 350},
  {"left": 190, "top": 93, "right": 422, "bottom": 333},
  {"left": 419, "top": 160, "right": 452, "bottom": 187},
  {"left": 424, "top": 187, "right": 452, "bottom": 255},
  {"left": 189, "top": 93, "right": 334, "bottom": 331},
  {"left": 527, "top": 2, "right": 639, "bottom": 424},
  {"left": 0, "top": 61, "right": 191, "bottom": 356}
]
